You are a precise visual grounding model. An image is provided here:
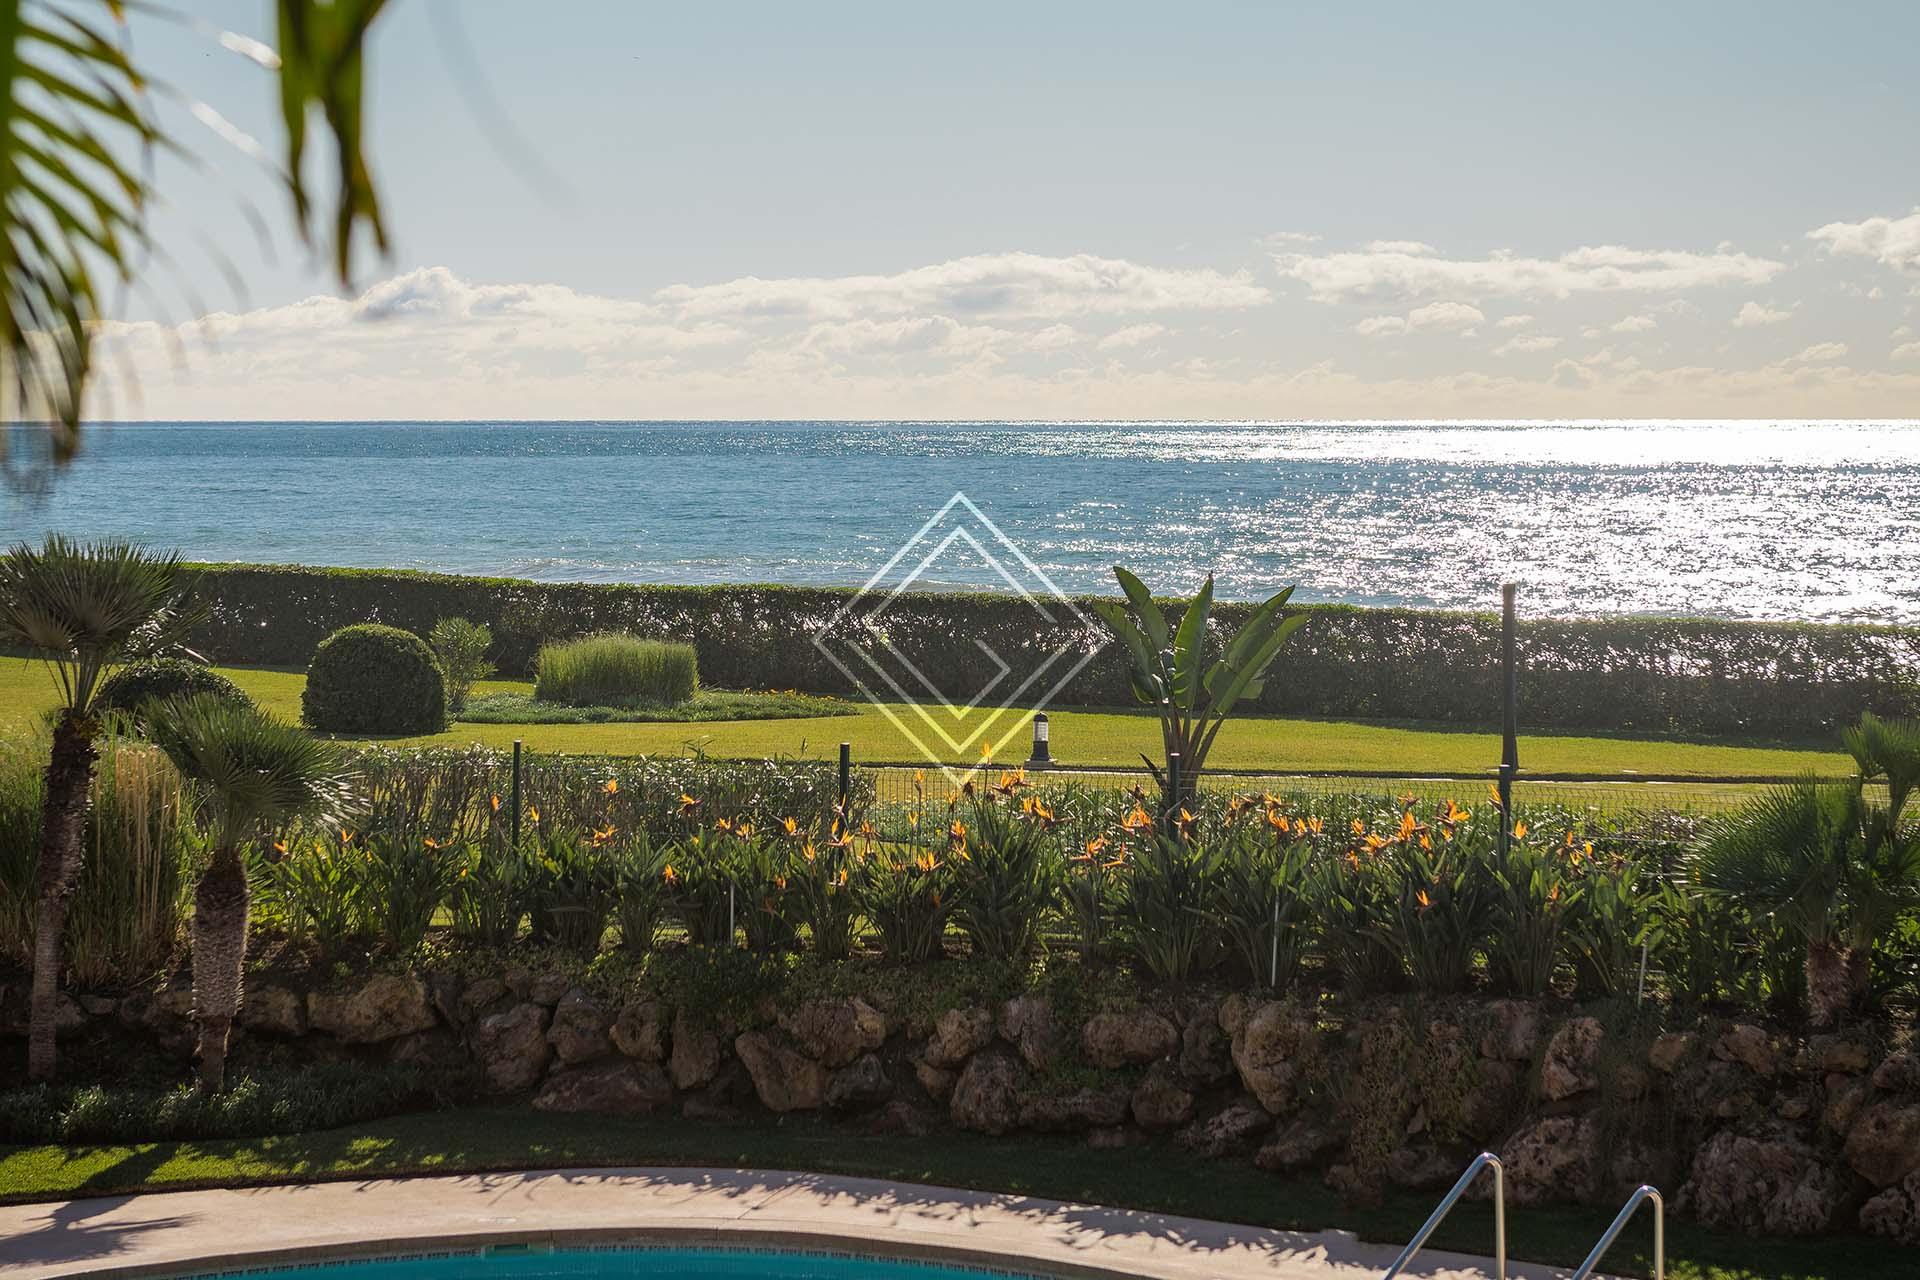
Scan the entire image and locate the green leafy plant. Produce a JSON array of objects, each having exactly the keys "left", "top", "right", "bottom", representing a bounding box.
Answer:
[
  {"left": 427, "top": 618, "right": 495, "bottom": 714},
  {"left": 1088, "top": 567, "right": 1306, "bottom": 809},
  {"left": 1487, "top": 832, "right": 1583, "bottom": 997},
  {"left": 1700, "top": 714, "right": 1920, "bottom": 1025},
  {"left": 948, "top": 774, "right": 1060, "bottom": 963},
  {"left": 1564, "top": 853, "right": 1658, "bottom": 999},
  {"left": 856, "top": 840, "right": 953, "bottom": 965},
  {"left": 1210, "top": 801, "right": 1317, "bottom": 990},
  {"left": 1111, "top": 805, "right": 1226, "bottom": 983},
  {"left": 360, "top": 830, "right": 461, "bottom": 956},
  {"left": 302, "top": 623, "right": 448, "bottom": 735},
  {"left": 611, "top": 829, "right": 669, "bottom": 954},
  {"left": 255, "top": 828, "right": 367, "bottom": 955},
  {"left": 534, "top": 633, "right": 697, "bottom": 708}
]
